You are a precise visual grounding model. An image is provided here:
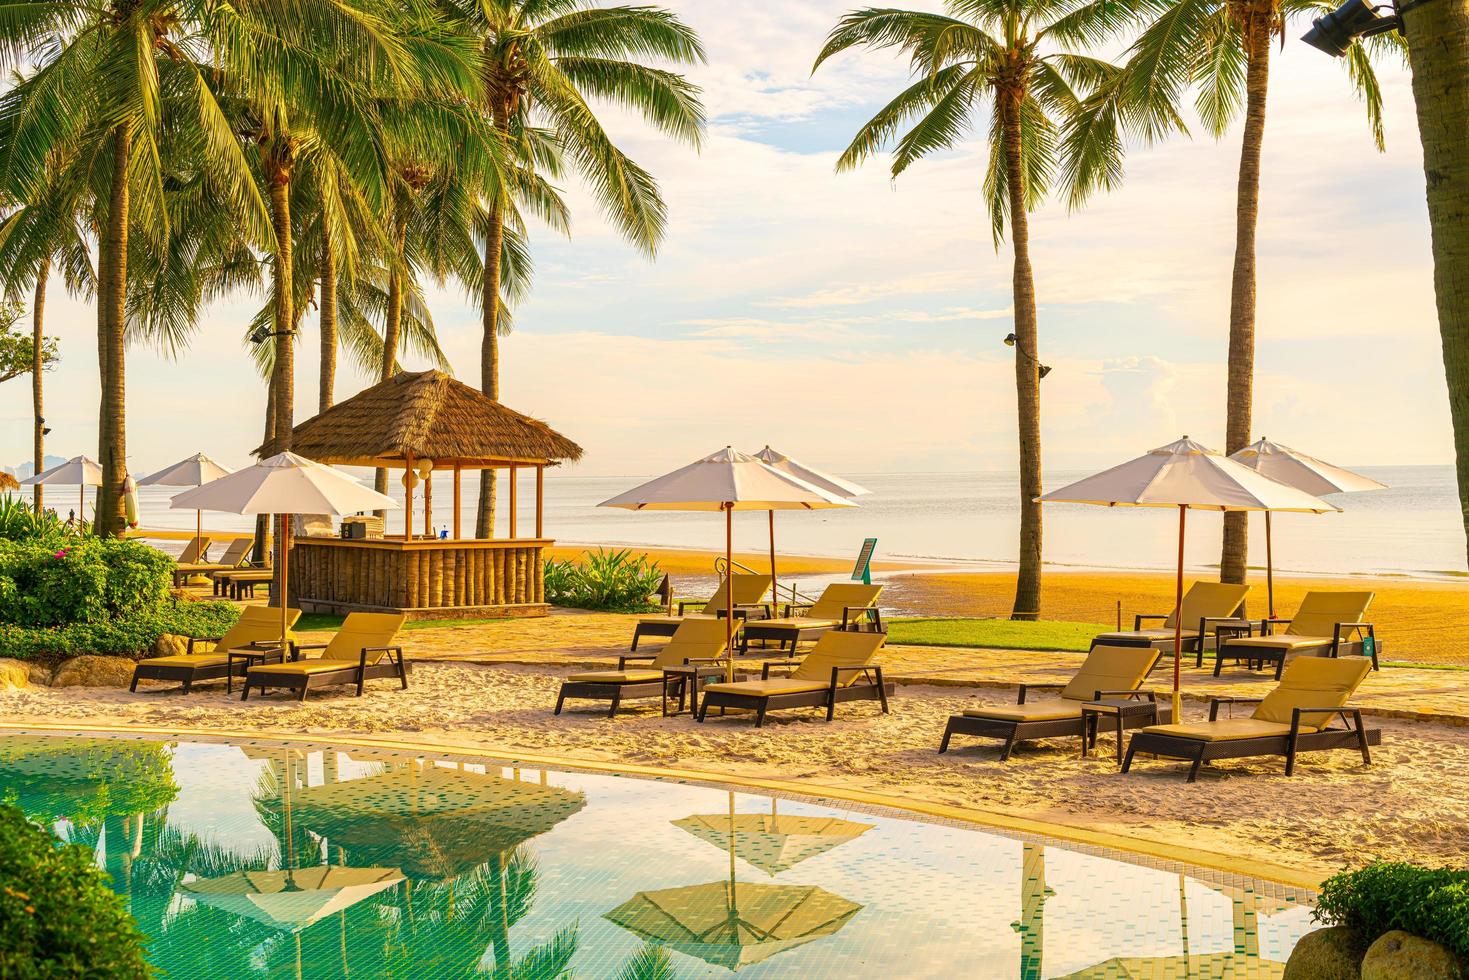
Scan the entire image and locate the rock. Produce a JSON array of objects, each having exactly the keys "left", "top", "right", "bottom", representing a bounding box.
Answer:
[
  {"left": 151, "top": 633, "right": 191, "bottom": 657},
  {"left": 1362, "top": 931, "right": 1463, "bottom": 980},
  {"left": 1285, "top": 926, "right": 1365, "bottom": 980},
  {"left": 0, "top": 659, "right": 30, "bottom": 690},
  {"left": 27, "top": 662, "right": 54, "bottom": 686},
  {"left": 50, "top": 655, "right": 137, "bottom": 689}
]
